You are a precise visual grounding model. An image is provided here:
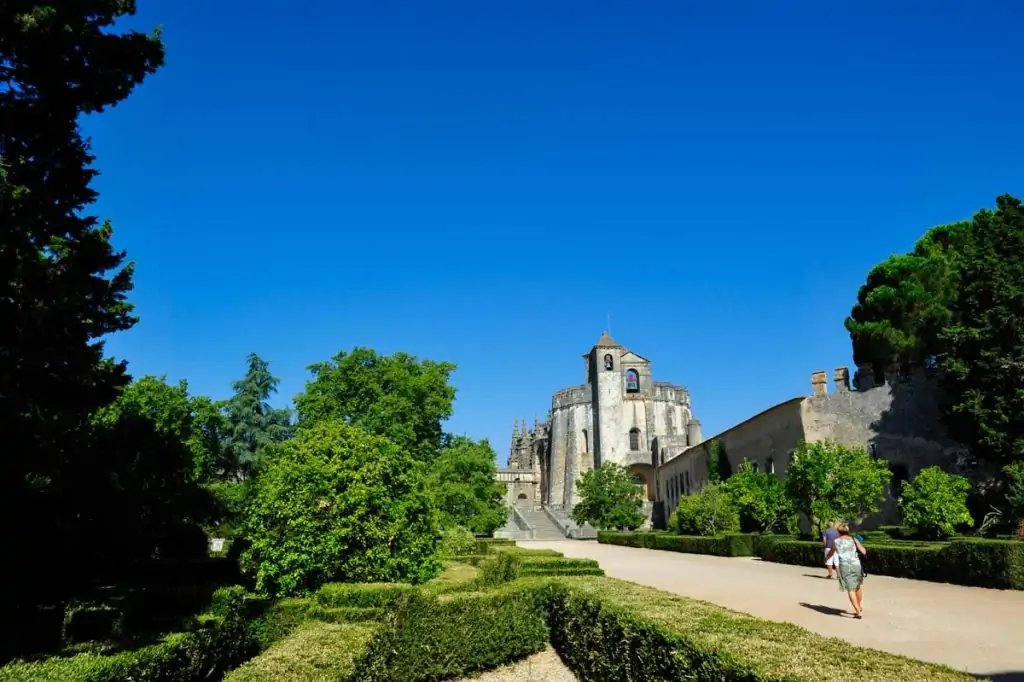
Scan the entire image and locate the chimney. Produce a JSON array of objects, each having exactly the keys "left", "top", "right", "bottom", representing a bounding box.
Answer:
[
  {"left": 811, "top": 370, "right": 828, "bottom": 397},
  {"left": 834, "top": 367, "right": 850, "bottom": 393}
]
